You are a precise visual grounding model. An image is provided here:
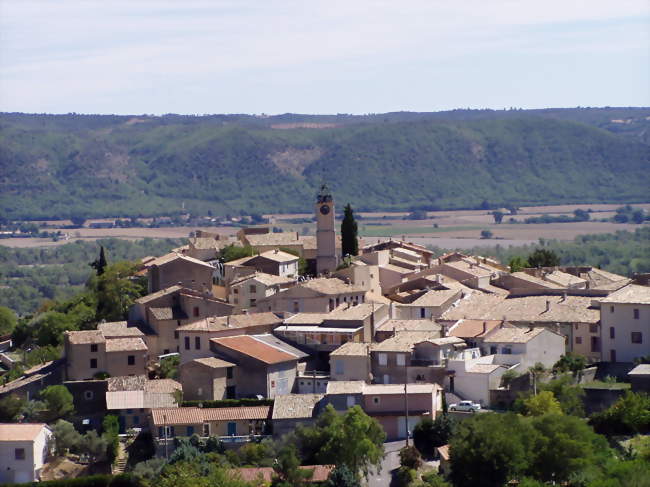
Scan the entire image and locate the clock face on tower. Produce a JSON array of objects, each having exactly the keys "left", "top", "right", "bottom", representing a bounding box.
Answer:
[{"left": 319, "top": 205, "right": 330, "bottom": 215}]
